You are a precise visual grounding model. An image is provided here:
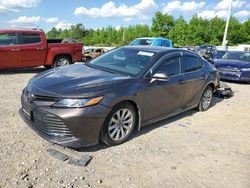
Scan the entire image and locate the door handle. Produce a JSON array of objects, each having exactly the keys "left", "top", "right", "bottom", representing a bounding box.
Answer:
[
  {"left": 36, "top": 47, "right": 45, "bottom": 50},
  {"left": 11, "top": 48, "right": 21, "bottom": 52}
]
